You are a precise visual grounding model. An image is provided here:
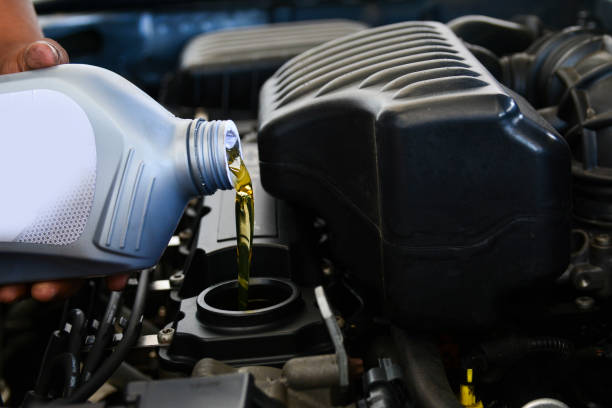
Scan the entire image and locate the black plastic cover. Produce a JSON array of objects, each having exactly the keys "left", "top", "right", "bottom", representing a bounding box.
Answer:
[
  {"left": 257, "top": 21, "right": 571, "bottom": 329},
  {"left": 160, "top": 20, "right": 366, "bottom": 117},
  {"left": 159, "top": 285, "right": 331, "bottom": 372}
]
